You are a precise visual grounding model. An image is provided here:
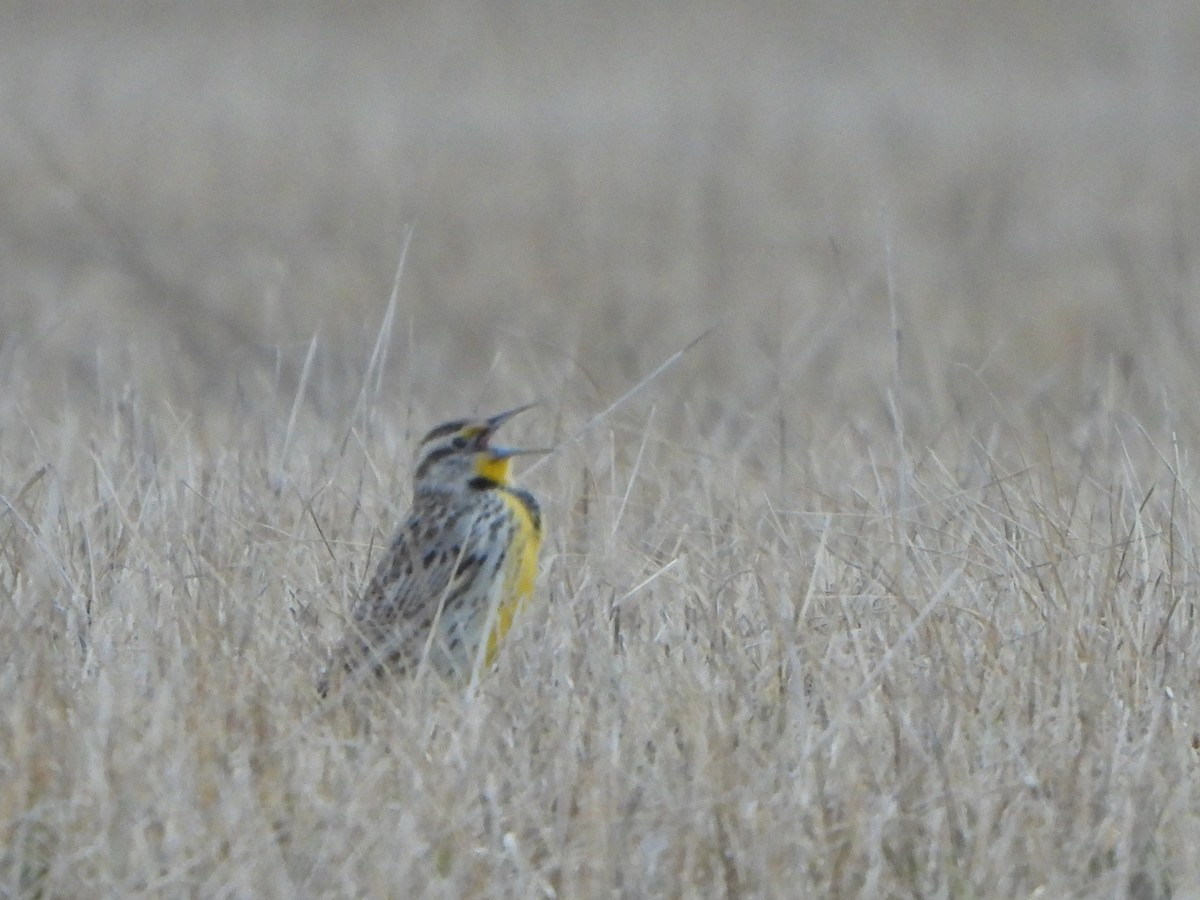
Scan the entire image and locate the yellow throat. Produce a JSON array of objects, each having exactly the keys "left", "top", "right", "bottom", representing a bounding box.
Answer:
[{"left": 474, "top": 453, "right": 512, "bottom": 484}]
